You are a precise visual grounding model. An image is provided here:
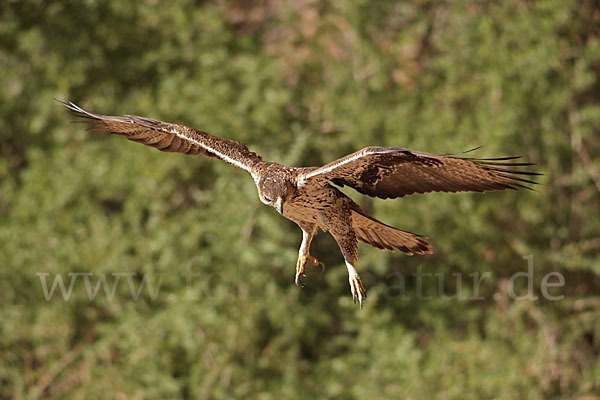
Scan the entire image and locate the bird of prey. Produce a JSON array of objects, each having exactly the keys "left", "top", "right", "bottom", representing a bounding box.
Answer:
[{"left": 58, "top": 100, "right": 540, "bottom": 308}]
